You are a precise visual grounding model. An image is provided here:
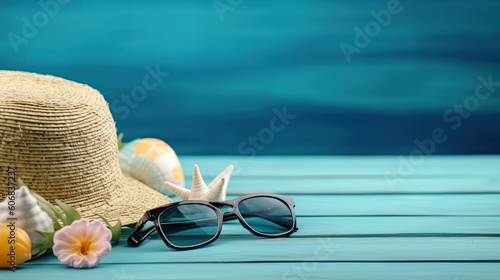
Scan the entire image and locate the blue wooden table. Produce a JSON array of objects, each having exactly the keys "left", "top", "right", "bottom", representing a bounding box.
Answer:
[{"left": 7, "top": 156, "right": 500, "bottom": 279}]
